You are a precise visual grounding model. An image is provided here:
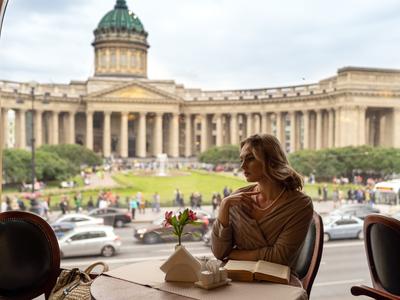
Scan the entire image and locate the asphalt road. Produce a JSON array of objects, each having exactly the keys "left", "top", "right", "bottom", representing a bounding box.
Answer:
[{"left": 60, "top": 225, "right": 371, "bottom": 300}]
